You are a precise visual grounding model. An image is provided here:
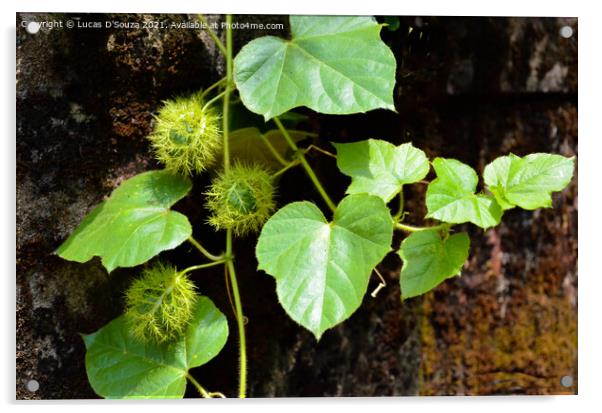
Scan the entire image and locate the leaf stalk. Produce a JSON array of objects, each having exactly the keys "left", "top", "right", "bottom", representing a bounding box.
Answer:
[
  {"left": 179, "top": 260, "right": 226, "bottom": 276},
  {"left": 274, "top": 117, "right": 337, "bottom": 212},
  {"left": 394, "top": 222, "right": 450, "bottom": 233},
  {"left": 198, "top": 15, "right": 228, "bottom": 57},
  {"left": 188, "top": 236, "right": 224, "bottom": 262}
]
